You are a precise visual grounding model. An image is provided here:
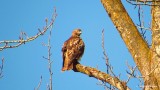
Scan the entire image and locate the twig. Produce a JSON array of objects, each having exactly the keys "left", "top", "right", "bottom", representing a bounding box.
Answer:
[
  {"left": 136, "top": 25, "right": 151, "bottom": 31},
  {"left": 136, "top": 5, "right": 151, "bottom": 46},
  {"left": 138, "top": 5, "right": 145, "bottom": 39},
  {"left": 125, "top": 62, "right": 145, "bottom": 88},
  {"left": 42, "top": 8, "right": 56, "bottom": 90},
  {"left": 42, "top": 26, "right": 53, "bottom": 90},
  {"left": 0, "top": 57, "right": 4, "bottom": 78},
  {"left": 47, "top": 27, "right": 53, "bottom": 90},
  {"left": 34, "top": 76, "right": 43, "bottom": 90},
  {"left": 102, "top": 29, "right": 116, "bottom": 77},
  {"left": 126, "top": 0, "right": 160, "bottom": 6},
  {"left": 101, "top": 29, "right": 117, "bottom": 90},
  {"left": 126, "top": 62, "right": 137, "bottom": 83},
  {"left": 97, "top": 80, "right": 111, "bottom": 90},
  {"left": 35, "top": 7, "right": 56, "bottom": 90}
]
